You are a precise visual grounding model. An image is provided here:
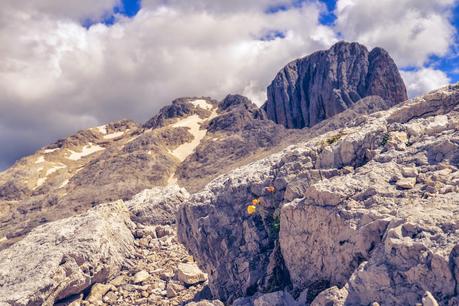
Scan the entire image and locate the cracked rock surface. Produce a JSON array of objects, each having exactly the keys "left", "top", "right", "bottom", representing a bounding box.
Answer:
[{"left": 178, "top": 84, "right": 459, "bottom": 305}]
